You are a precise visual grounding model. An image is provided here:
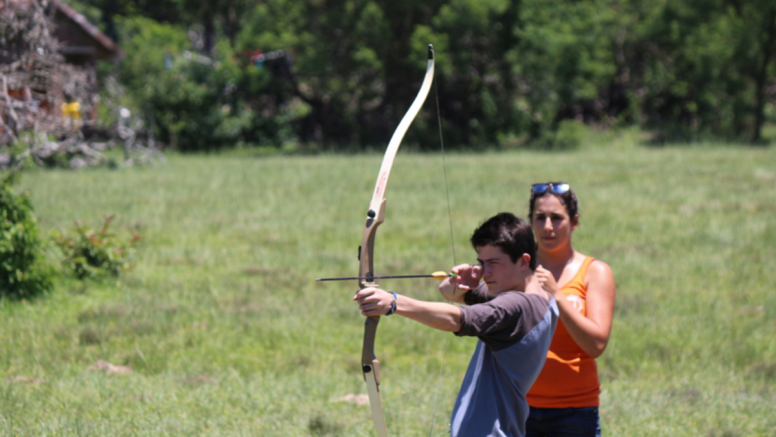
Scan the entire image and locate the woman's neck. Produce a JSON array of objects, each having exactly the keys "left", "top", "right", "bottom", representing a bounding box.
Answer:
[{"left": 537, "top": 244, "right": 575, "bottom": 268}]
